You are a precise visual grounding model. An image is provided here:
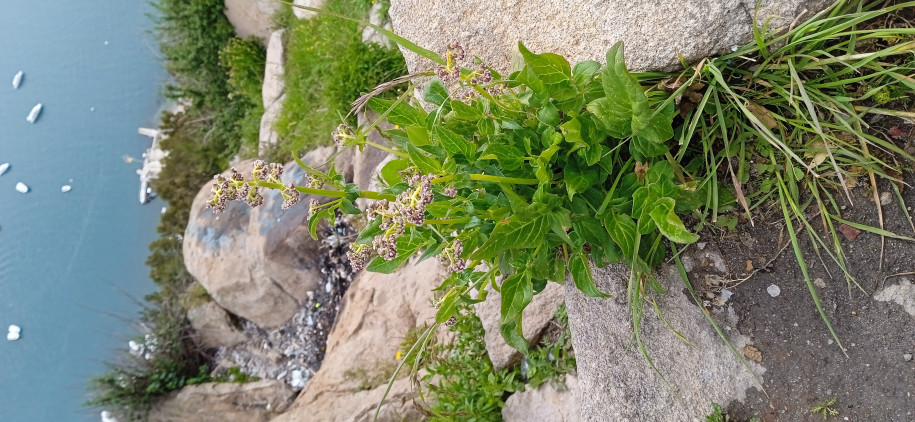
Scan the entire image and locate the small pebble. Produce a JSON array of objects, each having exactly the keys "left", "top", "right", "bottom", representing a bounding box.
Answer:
[
  {"left": 814, "top": 278, "right": 826, "bottom": 288},
  {"left": 879, "top": 191, "right": 892, "bottom": 206},
  {"left": 767, "top": 284, "right": 781, "bottom": 297},
  {"left": 904, "top": 353, "right": 912, "bottom": 362}
]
